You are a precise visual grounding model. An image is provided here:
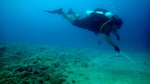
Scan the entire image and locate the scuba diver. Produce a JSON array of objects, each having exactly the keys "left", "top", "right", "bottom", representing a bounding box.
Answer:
[{"left": 43, "top": 8, "right": 123, "bottom": 52}]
